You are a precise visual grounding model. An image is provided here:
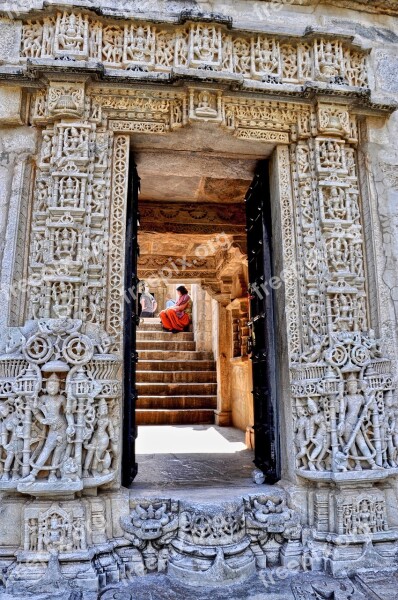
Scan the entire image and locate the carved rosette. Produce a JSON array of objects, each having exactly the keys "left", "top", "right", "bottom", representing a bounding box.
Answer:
[{"left": 0, "top": 318, "right": 121, "bottom": 495}]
